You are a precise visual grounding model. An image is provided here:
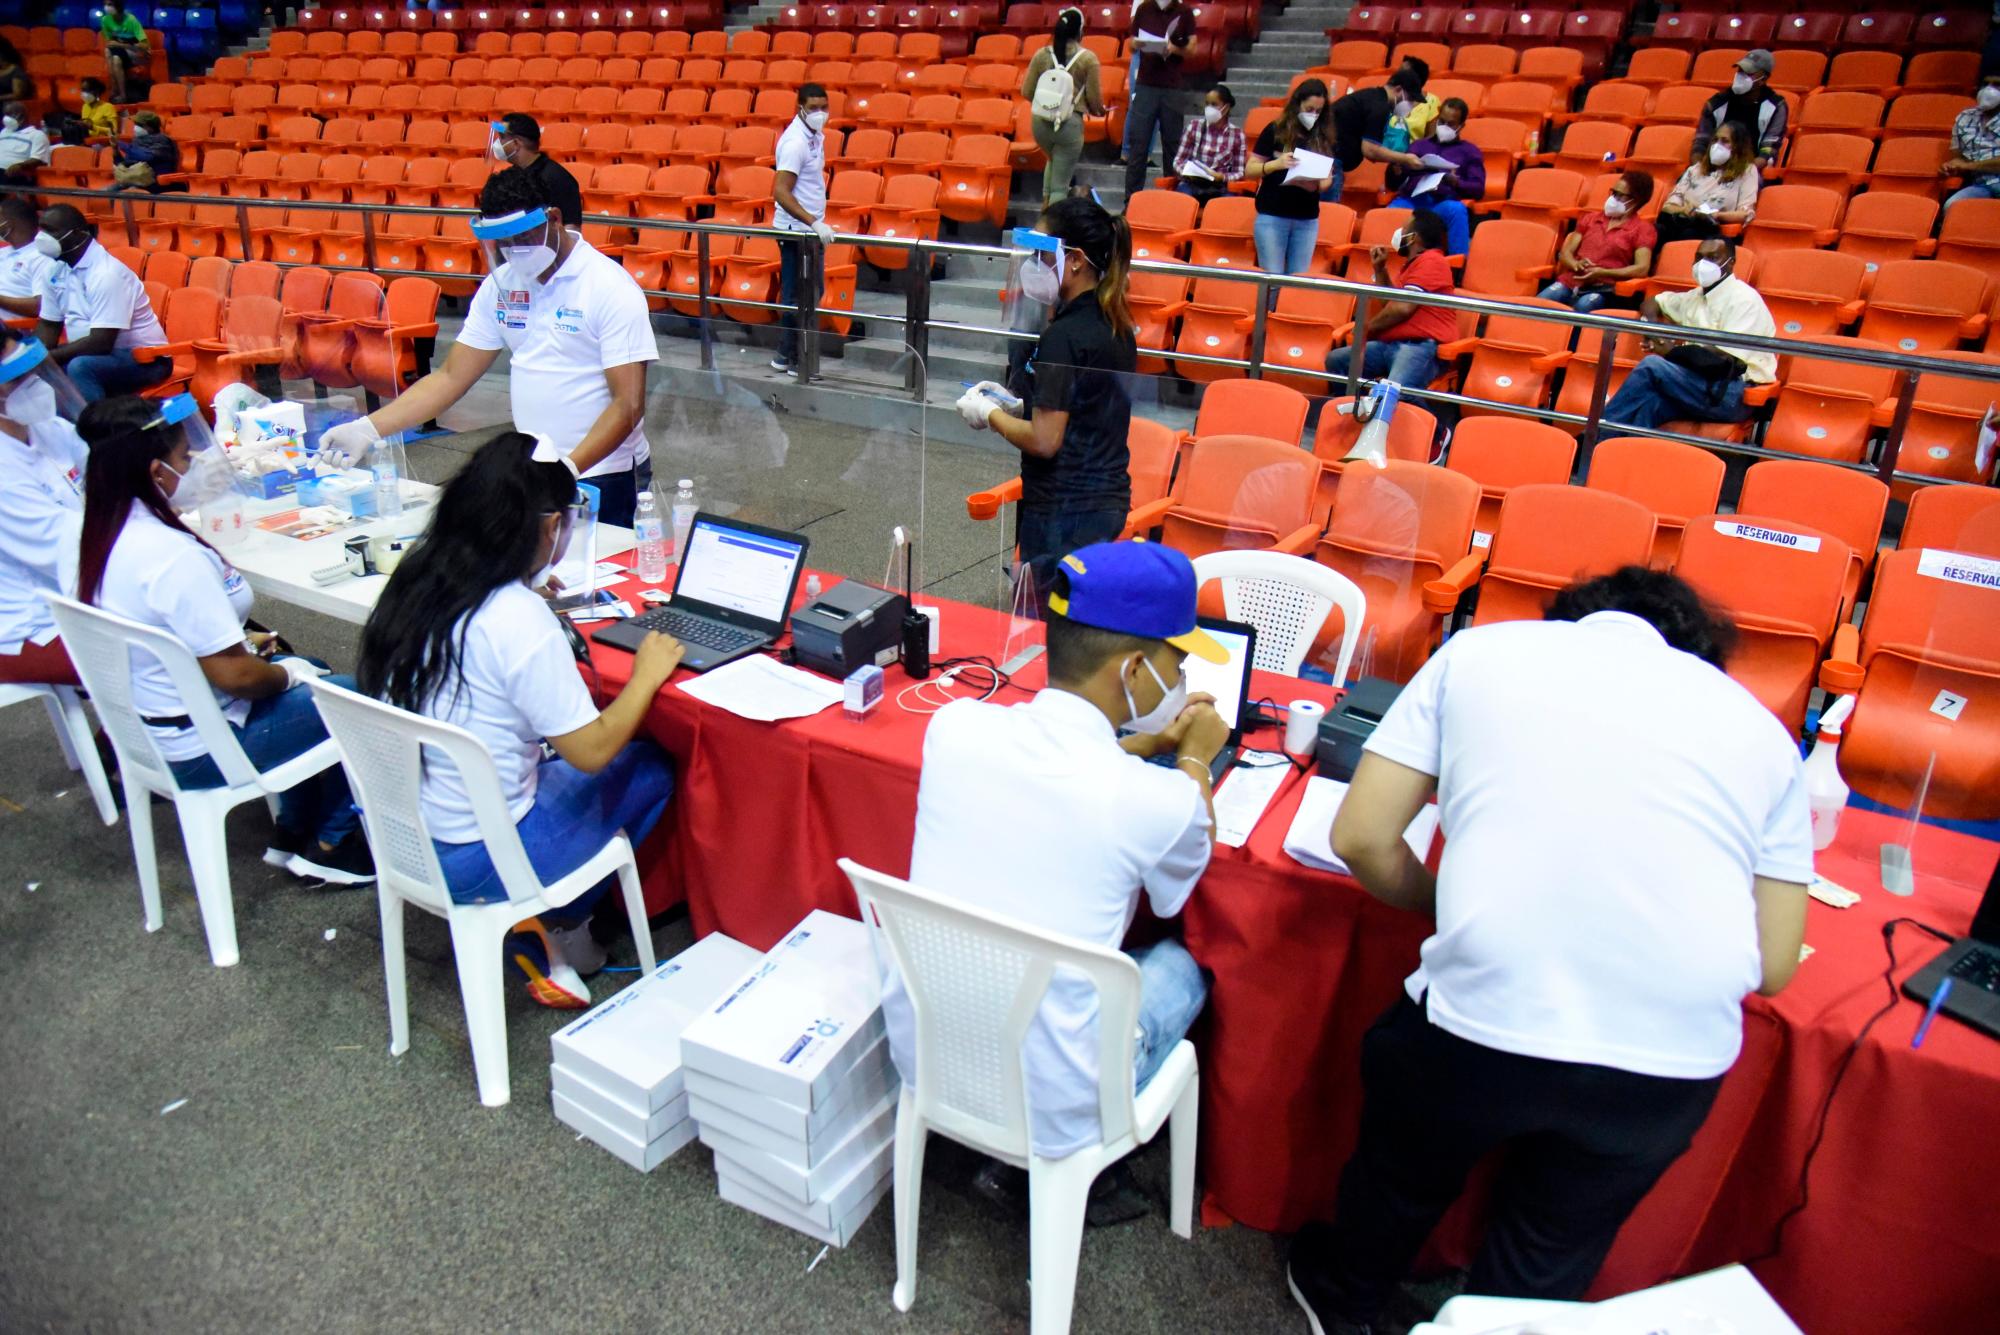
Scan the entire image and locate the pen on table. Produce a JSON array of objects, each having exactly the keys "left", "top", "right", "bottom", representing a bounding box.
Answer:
[{"left": 1911, "top": 976, "right": 1953, "bottom": 1049}]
